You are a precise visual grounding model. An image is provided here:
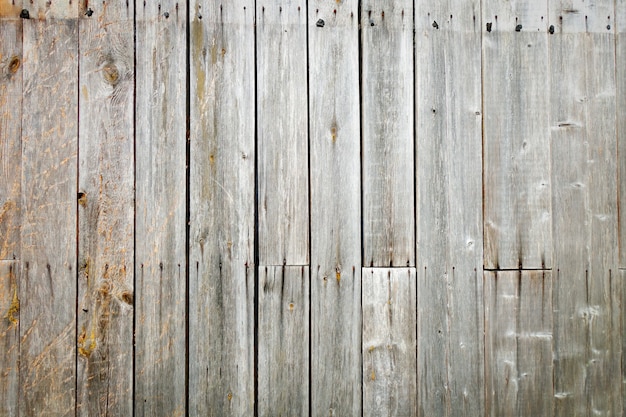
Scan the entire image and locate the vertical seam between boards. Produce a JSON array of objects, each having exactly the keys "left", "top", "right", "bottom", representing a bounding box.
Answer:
[{"left": 185, "top": 0, "right": 191, "bottom": 414}]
